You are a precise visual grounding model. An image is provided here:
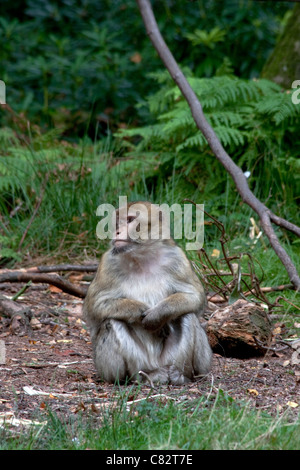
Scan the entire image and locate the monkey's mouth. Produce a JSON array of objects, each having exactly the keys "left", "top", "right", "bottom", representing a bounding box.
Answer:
[
  {"left": 112, "top": 239, "right": 131, "bottom": 246},
  {"left": 111, "top": 238, "right": 140, "bottom": 255},
  {"left": 112, "top": 237, "right": 140, "bottom": 245}
]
